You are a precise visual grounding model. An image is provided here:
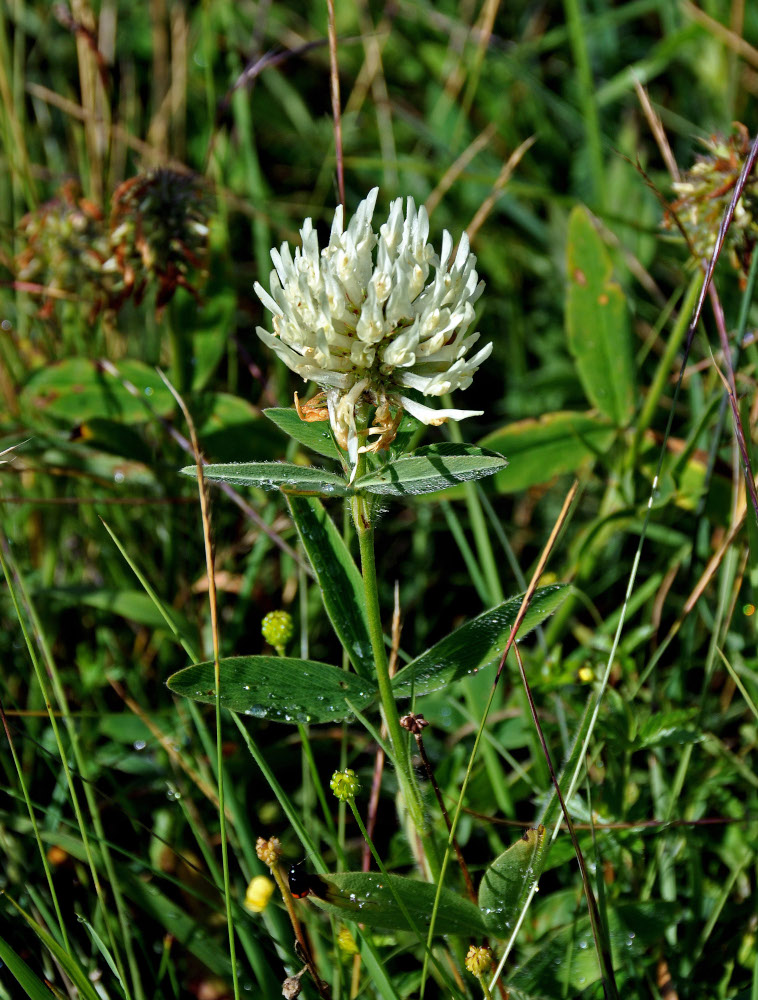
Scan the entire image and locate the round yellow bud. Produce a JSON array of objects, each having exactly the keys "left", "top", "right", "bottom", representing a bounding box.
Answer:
[
  {"left": 244, "top": 875, "right": 275, "bottom": 913},
  {"left": 337, "top": 926, "right": 359, "bottom": 955},
  {"left": 465, "top": 945, "right": 493, "bottom": 978}
]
